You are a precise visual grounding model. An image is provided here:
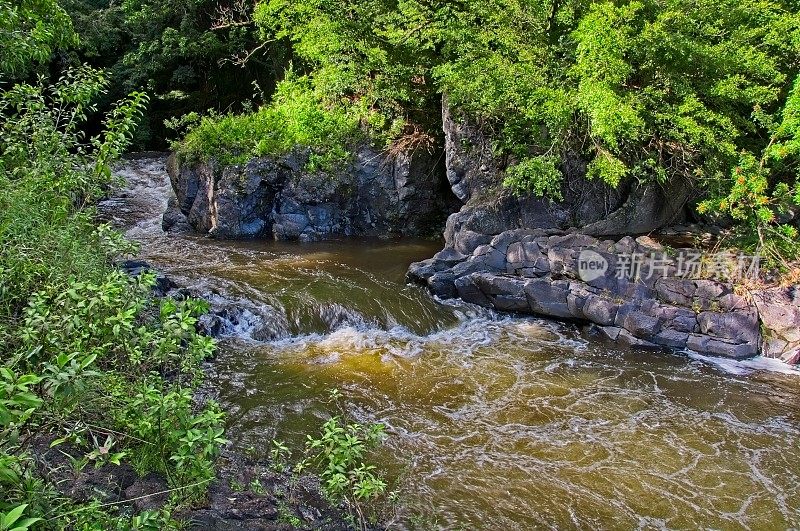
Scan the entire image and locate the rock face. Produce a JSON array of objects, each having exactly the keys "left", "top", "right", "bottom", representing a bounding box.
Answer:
[
  {"left": 404, "top": 99, "right": 800, "bottom": 362},
  {"left": 409, "top": 229, "right": 799, "bottom": 363},
  {"left": 440, "top": 98, "right": 693, "bottom": 248},
  {"left": 753, "top": 287, "right": 800, "bottom": 364},
  {"left": 166, "top": 144, "right": 458, "bottom": 240}
]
